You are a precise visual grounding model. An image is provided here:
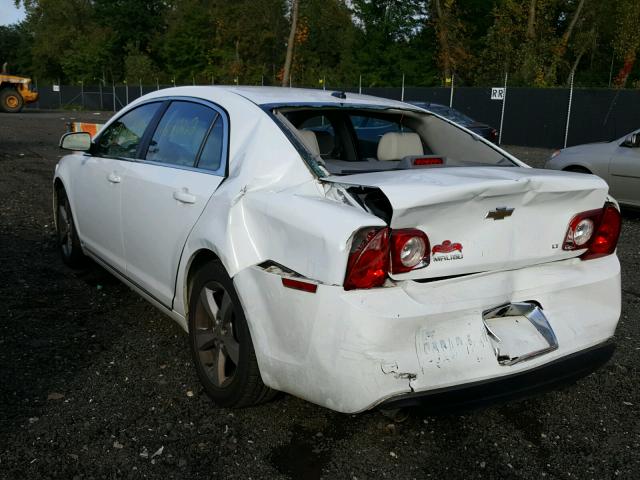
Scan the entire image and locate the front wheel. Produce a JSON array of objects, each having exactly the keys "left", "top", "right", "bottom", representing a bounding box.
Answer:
[
  {"left": 188, "top": 261, "right": 276, "bottom": 407},
  {"left": 56, "top": 191, "right": 85, "bottom": 268},
  {"left": 0, "top": 88, "right": 24, "bottom": 113}
]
